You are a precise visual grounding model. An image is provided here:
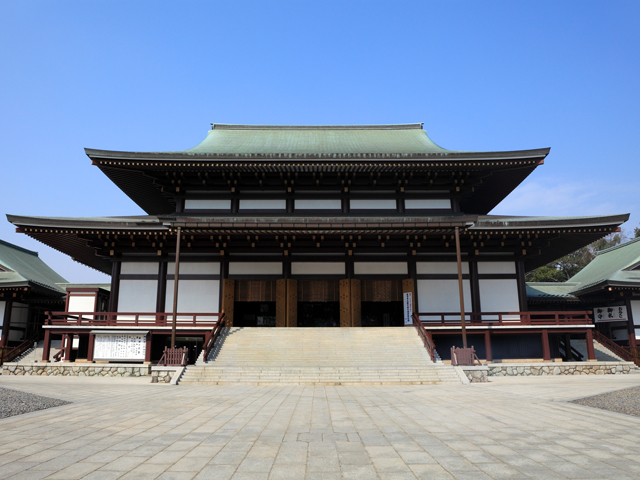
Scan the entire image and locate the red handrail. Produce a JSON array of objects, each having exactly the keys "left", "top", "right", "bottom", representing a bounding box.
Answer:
[
  {"left": 415, "top": 310, "right": 592, "bottom": 326},
  {"left": 46, "top": 311, "right": 224, "bottom": 328},
  {"left": 159, "top": 346, "right": 189, "bottom": 366},
  {"left": 412, "top": 313, "right": 436, "bottom": 362},
  {"left": 0, "top": 333, "right": 39, "bottom": 366},
  {"left": 592, "top": 330, "right": 639, "bottom": 366},
  {"left": 202, "top": 313, "right": 226, "bottom": 362}
]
